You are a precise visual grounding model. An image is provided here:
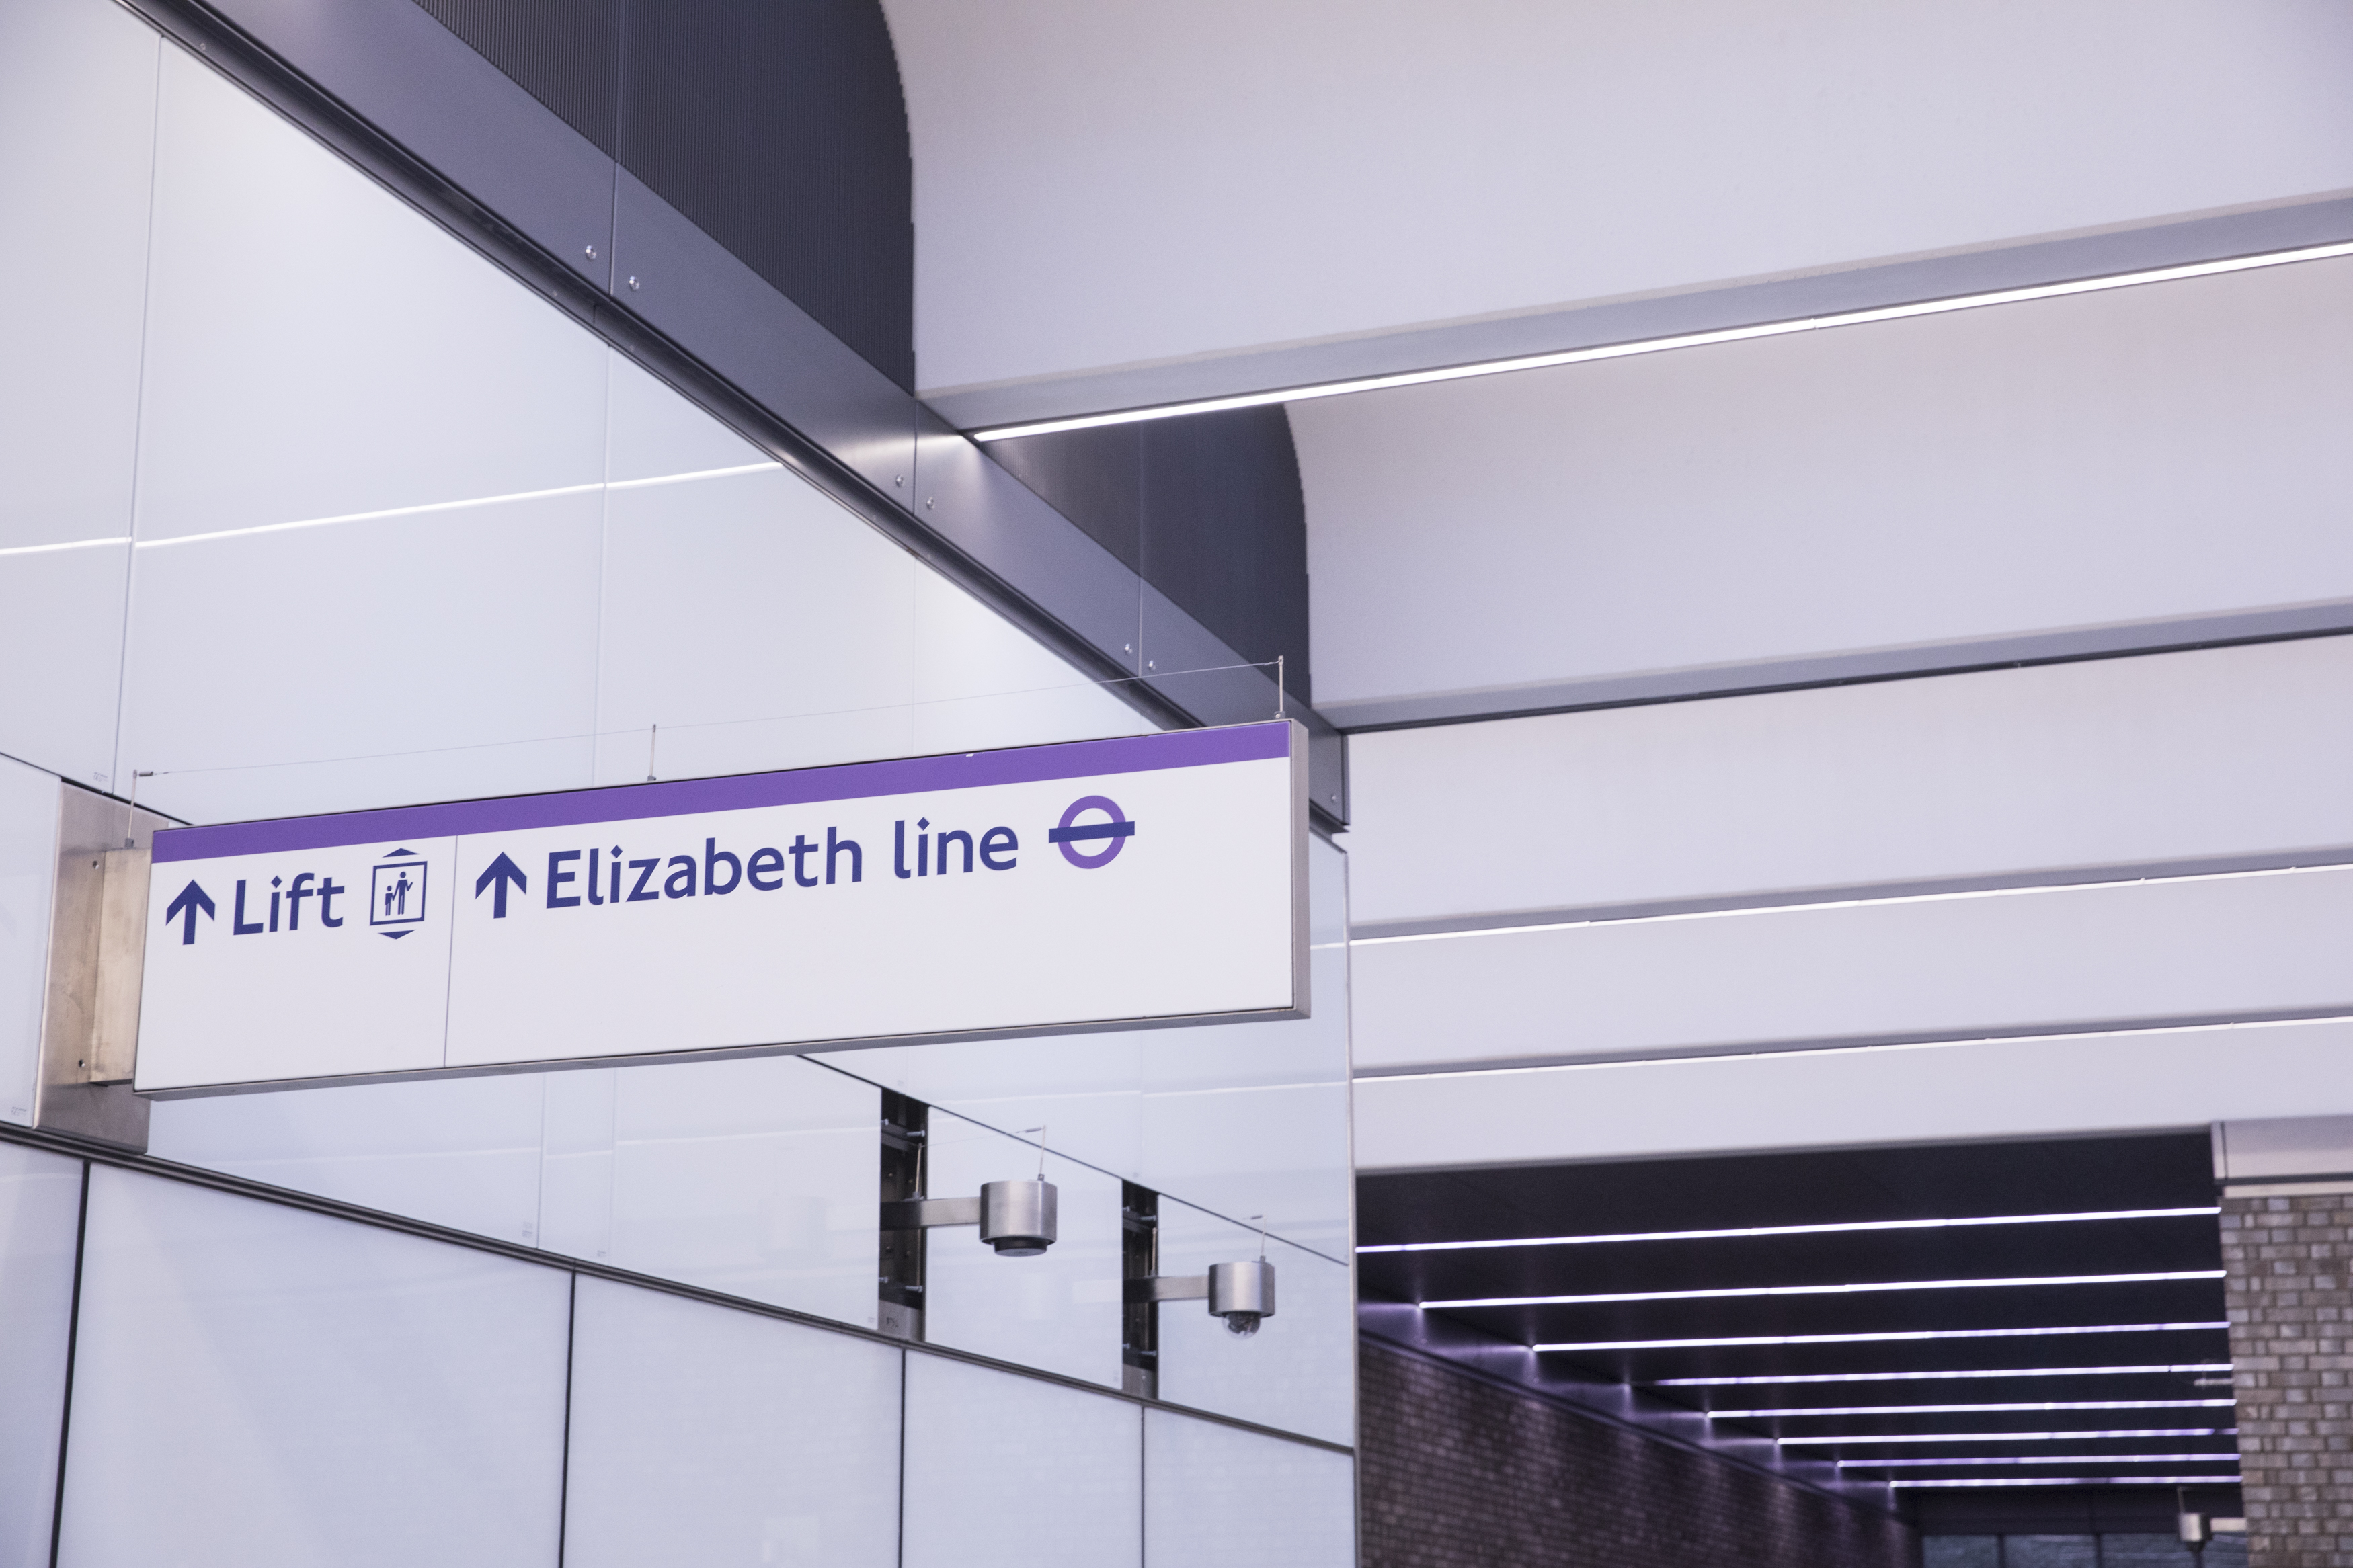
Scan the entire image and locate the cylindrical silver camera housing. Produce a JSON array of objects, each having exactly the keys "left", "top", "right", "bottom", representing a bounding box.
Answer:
[
  {"left": 978, "top": 1178, "right": 1058, "bottom": 1255},
  {"left": 1207, "top": 1258, "right": 1276, "bottom": 1326}
]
